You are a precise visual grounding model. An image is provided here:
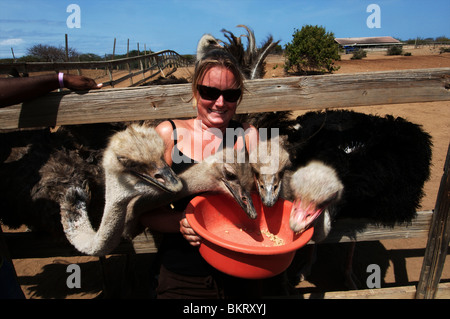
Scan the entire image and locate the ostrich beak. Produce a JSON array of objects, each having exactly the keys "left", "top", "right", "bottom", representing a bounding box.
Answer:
[
  {"left": 289, "top": 198, "right": 323, "bottom": 233},
  {"left": 222, "top": 178, "right": 258, "bottom": 220},
  {"left": 254, "top": 174, "right": 281, "bottom": 207},
  {"left": 133, "top": 165, "right": 182, "bottom": 193}
]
